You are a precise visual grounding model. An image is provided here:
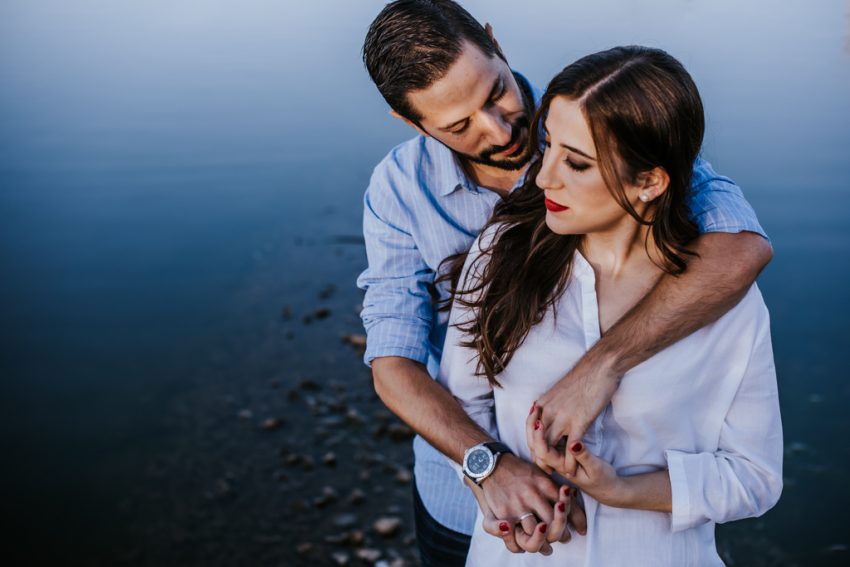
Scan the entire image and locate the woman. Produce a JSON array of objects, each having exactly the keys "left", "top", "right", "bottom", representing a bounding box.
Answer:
[{"left": 438, "top": 46, "right": 783, "bottom": 566}]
